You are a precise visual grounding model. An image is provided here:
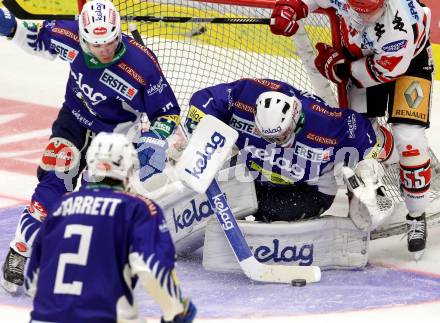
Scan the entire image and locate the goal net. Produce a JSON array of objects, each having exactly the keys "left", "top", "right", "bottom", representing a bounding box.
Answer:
[{"left": 113, "top": 0, "right": 342, "bottom": 110}]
